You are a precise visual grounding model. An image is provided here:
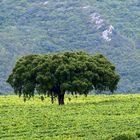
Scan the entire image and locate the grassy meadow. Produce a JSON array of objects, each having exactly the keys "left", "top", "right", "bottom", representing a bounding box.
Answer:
[{"left": 0, "top": 94, "right": 140, "bottom": 140}]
